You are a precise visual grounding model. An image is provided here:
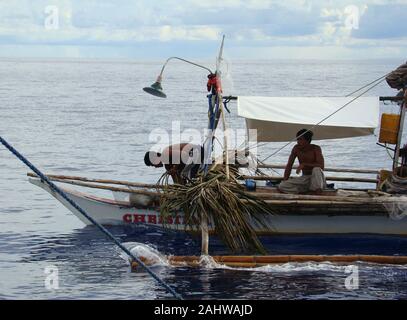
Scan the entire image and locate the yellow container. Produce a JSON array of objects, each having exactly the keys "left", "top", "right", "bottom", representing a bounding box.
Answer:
[{"left": 379, "top": 113, "right": 400, "bottom": 144}]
